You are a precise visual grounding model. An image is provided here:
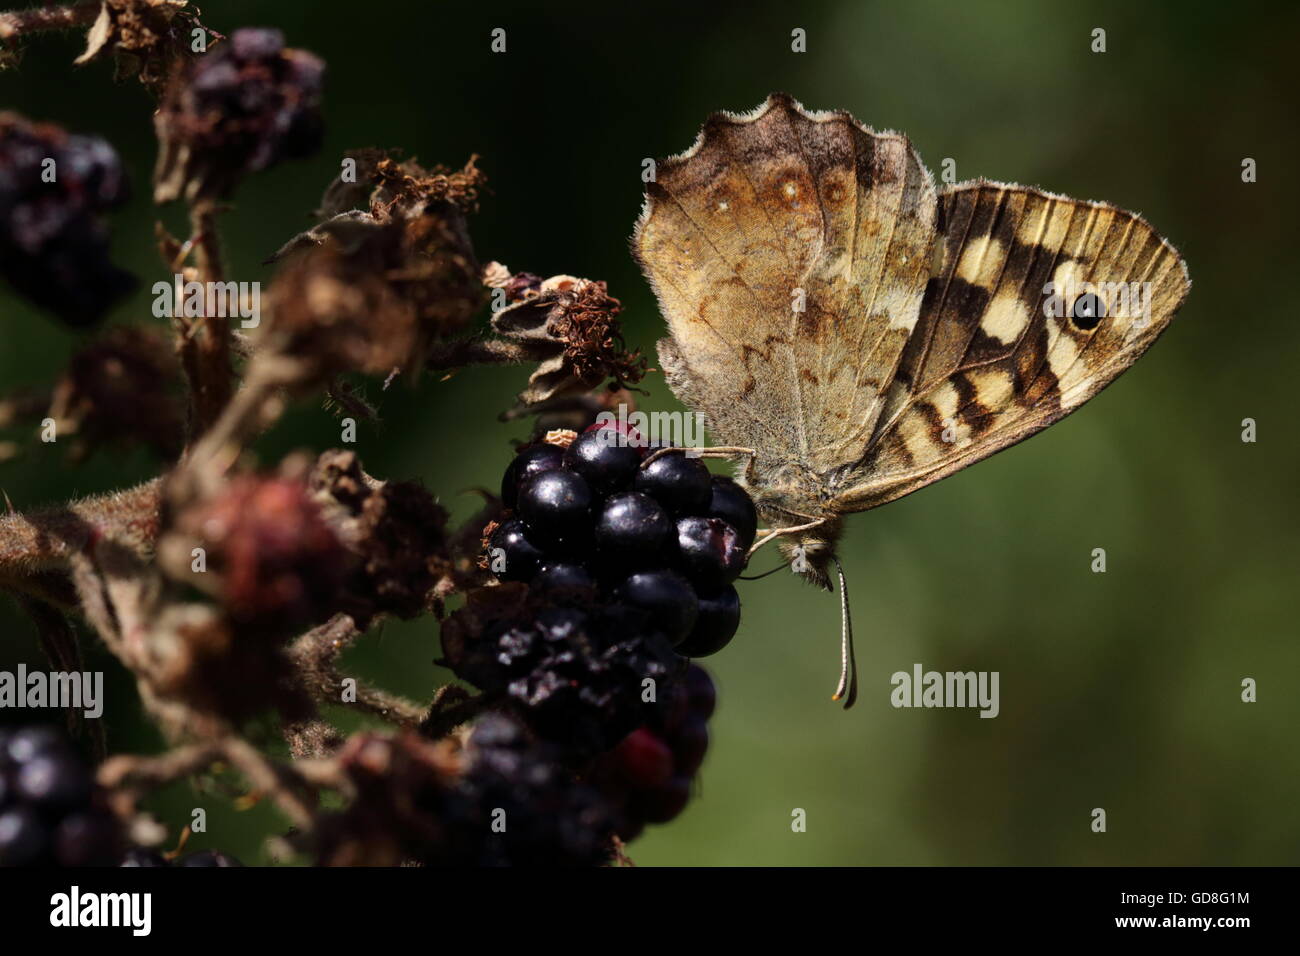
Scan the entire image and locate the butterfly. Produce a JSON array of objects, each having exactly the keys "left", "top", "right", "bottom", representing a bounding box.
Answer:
[{"left": 632, "top": 93, "right": 1191, "bottom": 707}]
